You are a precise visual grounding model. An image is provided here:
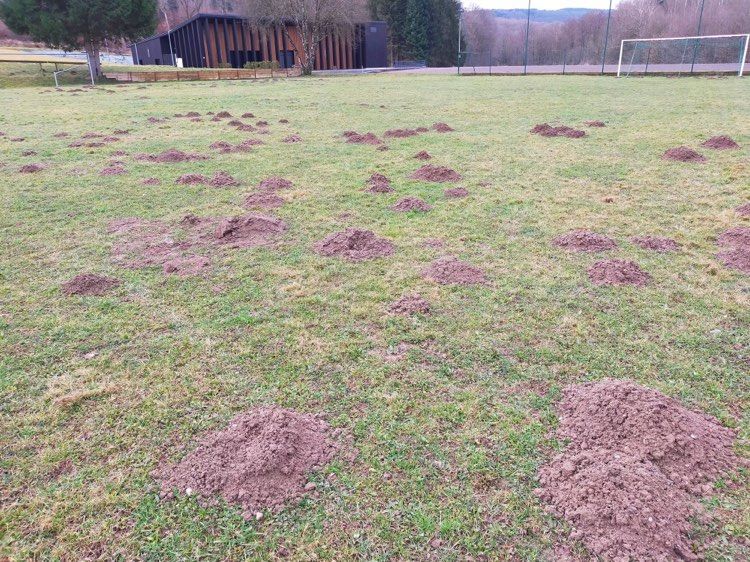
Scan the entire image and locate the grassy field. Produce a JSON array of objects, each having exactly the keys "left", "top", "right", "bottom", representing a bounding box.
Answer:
[{"left": 1, "top": 73, "right": 748, "bottom": 561}]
